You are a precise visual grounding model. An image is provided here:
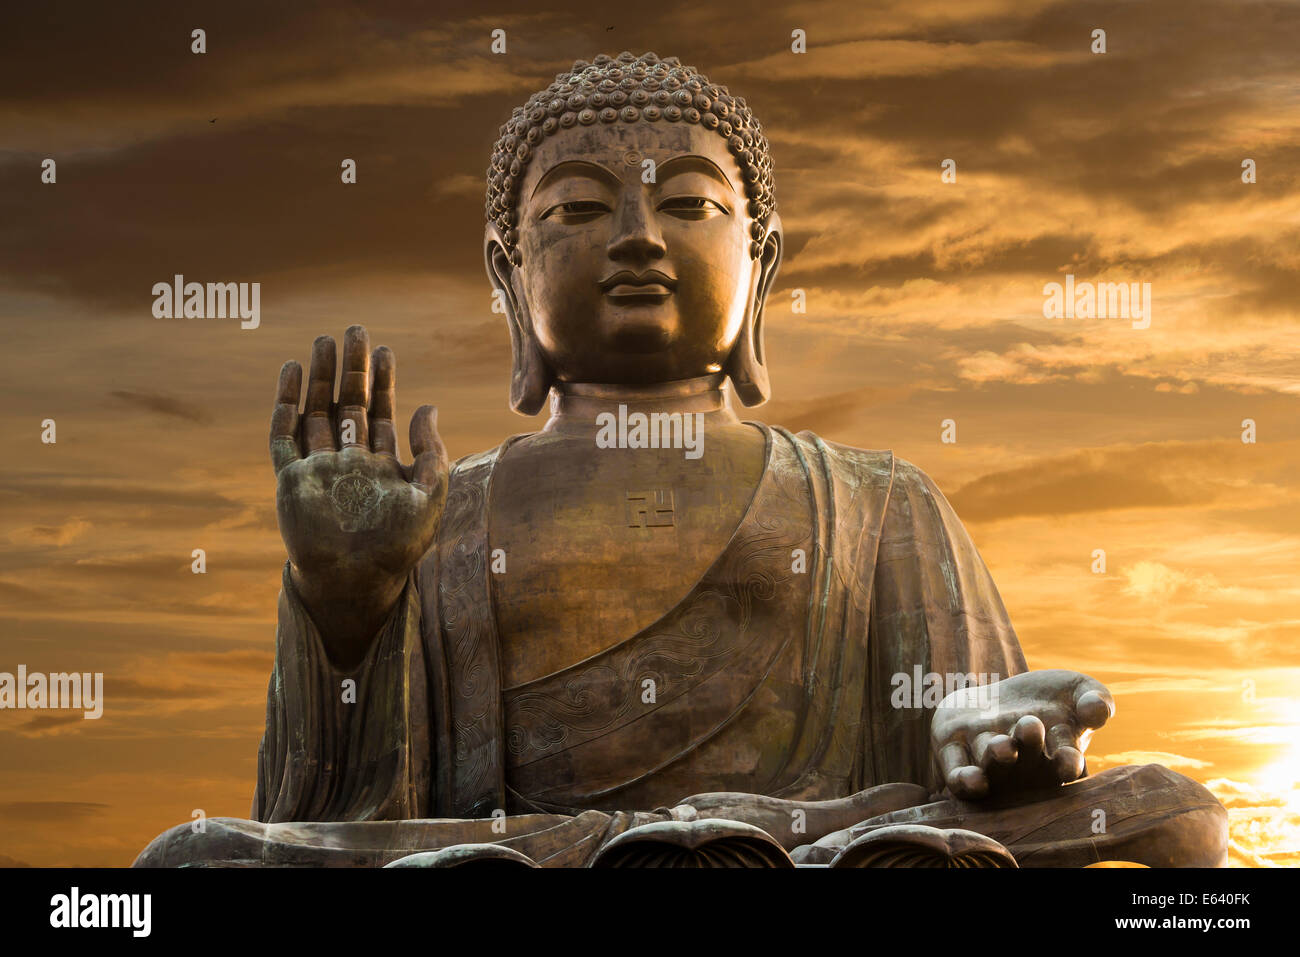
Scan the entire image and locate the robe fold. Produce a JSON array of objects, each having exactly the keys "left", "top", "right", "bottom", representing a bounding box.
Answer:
[{"left": 252, "top": 424, "right": 1027, "bottom": 826}]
